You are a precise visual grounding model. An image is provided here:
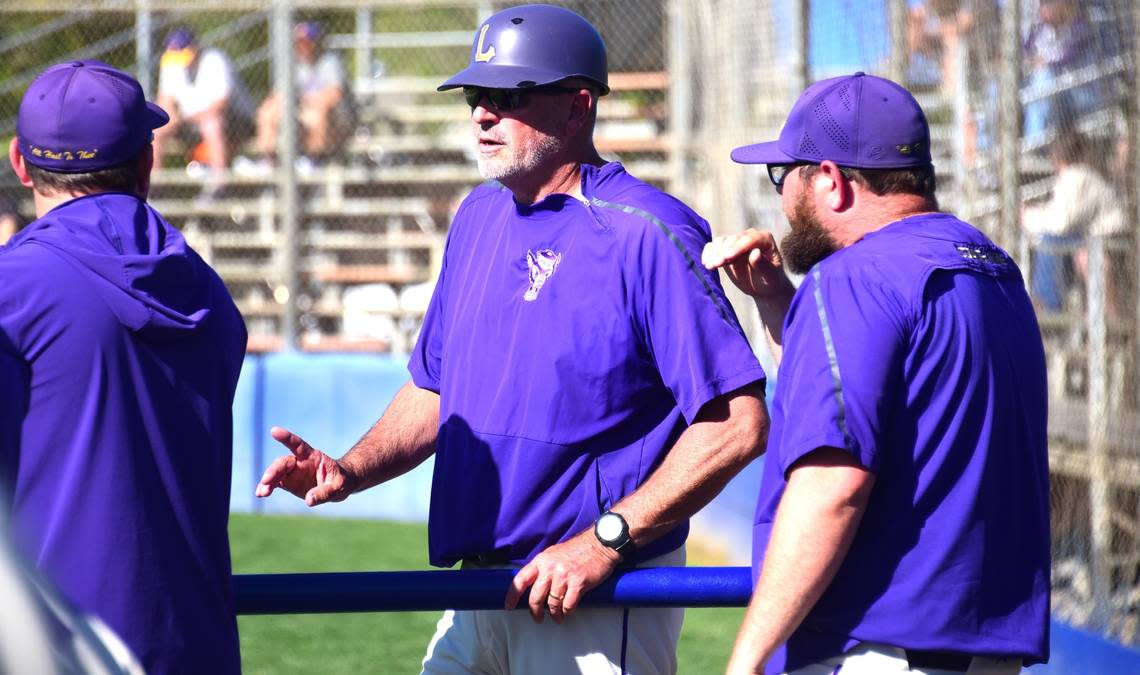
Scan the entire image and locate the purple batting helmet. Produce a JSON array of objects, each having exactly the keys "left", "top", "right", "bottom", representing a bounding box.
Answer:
[{"left": 438, "top": 4, "right": 609, "bottom": 95}]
